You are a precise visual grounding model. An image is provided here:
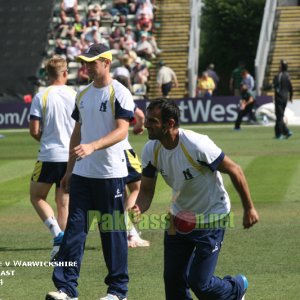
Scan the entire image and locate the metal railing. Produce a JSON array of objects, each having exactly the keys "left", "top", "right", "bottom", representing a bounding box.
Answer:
[
  {"left": 255, "top": 0, "right": 278, "bottom": 96},
  {"left": 188, "top": 0, "right": 202, "bottom": 97}
]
